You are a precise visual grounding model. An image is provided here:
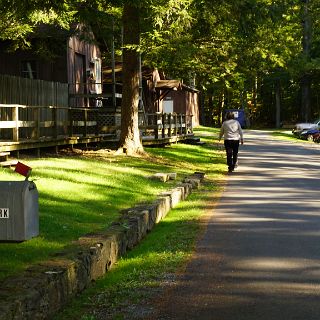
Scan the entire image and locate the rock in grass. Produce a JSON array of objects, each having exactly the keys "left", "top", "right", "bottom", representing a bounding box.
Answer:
[
  {"left": 149, "top": 173, "right": 169, "bottom": 182},
  {"left": 167, "top": 173, "right": 177, "bottom": 180},
  {"left": 149, "top": 173, "right": 177, "bottom": 182}
]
